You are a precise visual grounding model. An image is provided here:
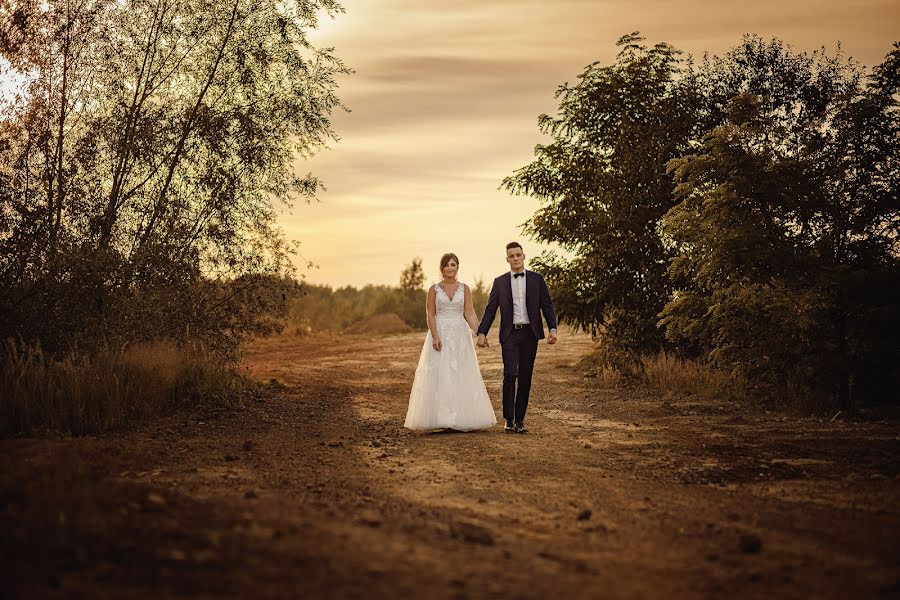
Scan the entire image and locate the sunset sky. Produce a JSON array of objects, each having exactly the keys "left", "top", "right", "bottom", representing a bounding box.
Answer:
[{"left": 293, "top": 0, "right": 899, "bottom": 288}]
